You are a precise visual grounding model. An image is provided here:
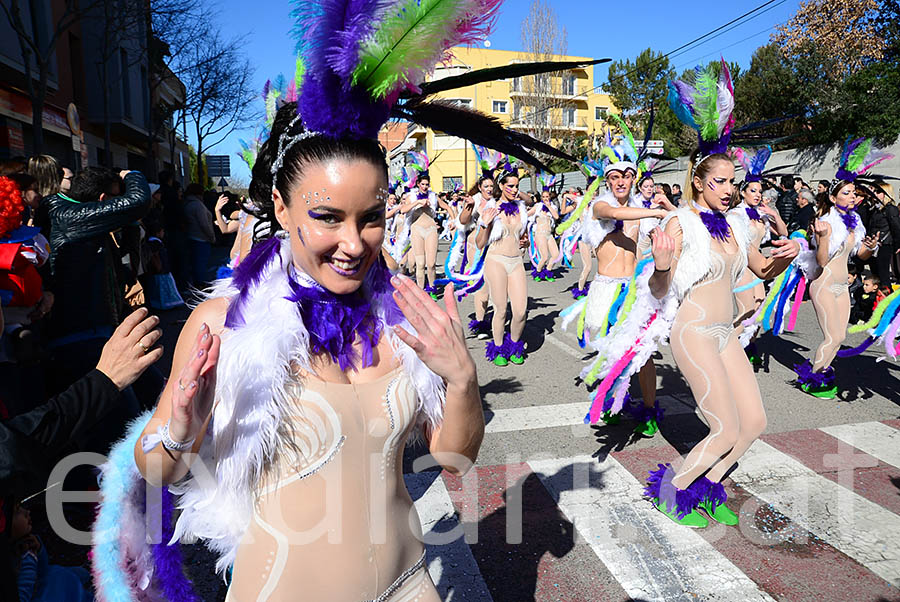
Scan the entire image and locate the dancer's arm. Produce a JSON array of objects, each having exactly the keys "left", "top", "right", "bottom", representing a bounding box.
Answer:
[
  {"left": 547, "top": 202, "right": 559, "bottom": 220},
  {"left": 135, "top": 299, "right": 225, "bottom": 486},
  {"left": 399, "top": 193, "right": 419, "bottom": 214},
  {"left": 390, "top": 276, "right": 483, "bottom": 476},
  {"left": 458, "top": 196, "right": 476, "bottom": 225},
  {"left": 594, "top": 203, "right": 666, "bottom": 222},
  {"left": 759, "top": 203, "right": 788, "bottom": 237},
  {"left": 747, "top": 238, "right": 800, "bottom": 280},
  {"left": 649, "top": 221, "right": 679, "bottom": 299},
  {"left": 476, "top": 207, "right": 499, "bottom": 249},
  {"left": 813, "top": 219, "right": 831, "bottom": 267}
]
